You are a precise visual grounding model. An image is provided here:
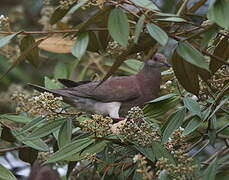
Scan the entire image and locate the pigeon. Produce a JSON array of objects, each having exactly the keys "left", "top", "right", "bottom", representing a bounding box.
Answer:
[{"left": 28, "top": 53, "right": 170, "bottom": 118}]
